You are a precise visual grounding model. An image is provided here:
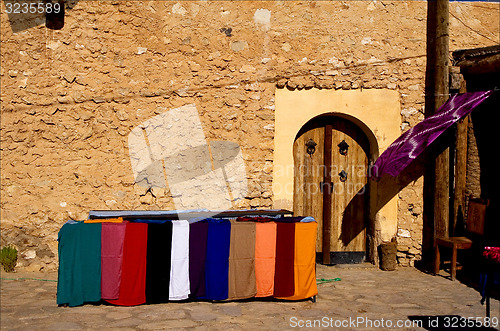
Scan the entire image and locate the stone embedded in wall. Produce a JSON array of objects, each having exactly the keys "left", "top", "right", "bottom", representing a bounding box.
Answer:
[
  {"left": 1, "top": 0, "right": 498, "bottom": 270},
  {"left": 172, "top": 3, "right": 187, "bottom": 16},
  {"left": 231, "top": 41, "right": 248, "bottom": 52},
  {"left": 254, "top": 9, "right": 271, "bottom": 31},
  {"left": 397, "top": 228, "right": 411, "bottom": 238}
]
